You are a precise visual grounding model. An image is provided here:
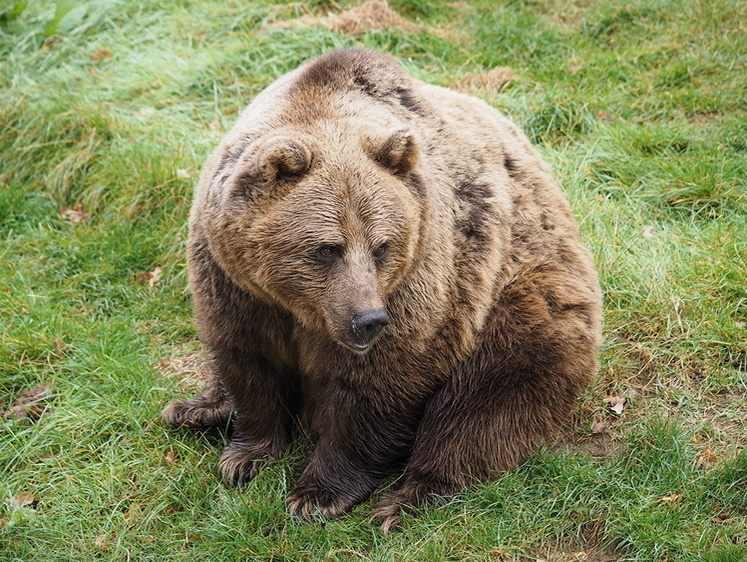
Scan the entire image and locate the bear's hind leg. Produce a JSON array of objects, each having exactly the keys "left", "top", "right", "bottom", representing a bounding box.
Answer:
[
  {"left": 162, "top": 376, "right": 233, "bottom": 431},
  {"left": 372, "top": 274, "right": 600, "bottom": 532}
]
